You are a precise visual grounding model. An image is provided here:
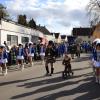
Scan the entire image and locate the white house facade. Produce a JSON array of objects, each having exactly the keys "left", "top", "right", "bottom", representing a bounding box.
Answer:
[{"left": 0, "top": 19, "right": 44, "bottom": 46}]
